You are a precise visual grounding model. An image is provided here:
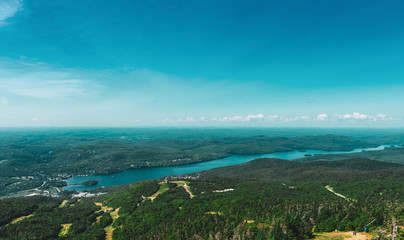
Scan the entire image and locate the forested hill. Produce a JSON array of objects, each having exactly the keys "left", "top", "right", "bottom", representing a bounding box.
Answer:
[
  {"left": 1, "top": 168, "right": 403, "bottom": 239},
  {"left": 0, "top": 134, "right": 375, "bottom": 178},
  {"left": 197, "top": 157, "right": 404, "bottom": 182},
  {"left": 295, "top": 146, "right": 404, "bottom": 164},
  {"left": 0, "top": 134, "right": 377, "bottom": 196},
  {"left": 1, "top": 155, "right": 404, "bottom": 239}
]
